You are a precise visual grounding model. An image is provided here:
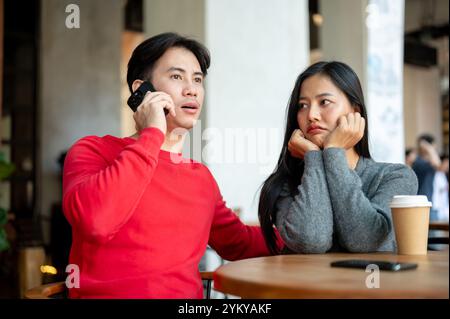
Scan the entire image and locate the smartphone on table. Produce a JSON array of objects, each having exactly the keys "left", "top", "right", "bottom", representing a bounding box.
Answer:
[{"left": 330, "top": 260, "right": 418, "bottom": 271}]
